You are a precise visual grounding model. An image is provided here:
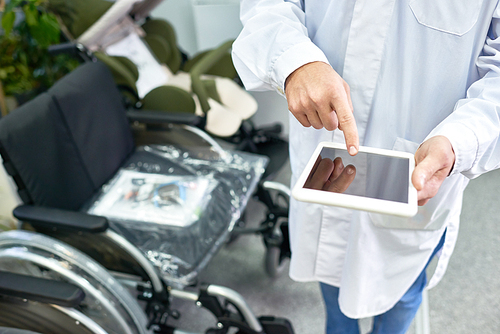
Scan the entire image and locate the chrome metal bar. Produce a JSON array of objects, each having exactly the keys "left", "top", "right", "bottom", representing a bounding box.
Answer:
[
  {"left": 0, "top": 249, "right": 134, "bottom": 334},
  {"left": 262, "top": 181, "right": 291, "bottom": 197},
  {"left": 169, "top": 288, "right": 199, "bottom": 302},
  {"left": 207, "top": 284, "right": 263, "bottom": 333},
  {"left": 181, "top": 124, "right": 229, "bottom": 160},
  {"left": 0, "top": 231, "right": 150, "bottom": 334},
  {"left": 105, "top": 230, "right": 164, "bottom": 294},
  {"left": 173, "top": 330, "right": 199, "bottom": 334},
  {"left": 53, "top": 306, "right": 110, "bottom": 334}
]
